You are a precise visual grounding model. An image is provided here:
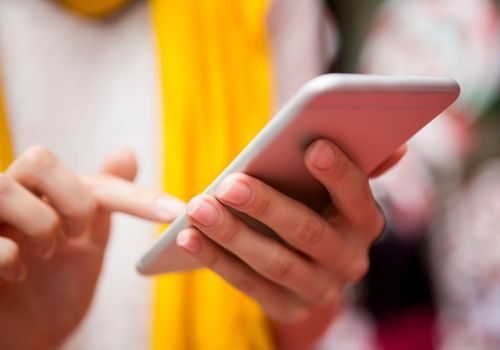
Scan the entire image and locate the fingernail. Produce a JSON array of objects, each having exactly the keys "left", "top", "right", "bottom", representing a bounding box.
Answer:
[
  {"left": 34, "top": 240, "right": 55, "bottom": 259},
  {"left": 14, "top": 265, "right": 27, "bottom": 283},
  {"left": 216, "top": 176, "right": 252, "bottom": 205},
  {"left": 177, "top": 230, "right": 201, "bottom": 254},
  {"left": 309, "top": 141, "right": 336, "bottom": 170},
  {"left": 186, "top": 196, "right": 219, "bottom": 227},
  {"left": 155, "top": 196, "right": 186, "bottom": 222}
]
